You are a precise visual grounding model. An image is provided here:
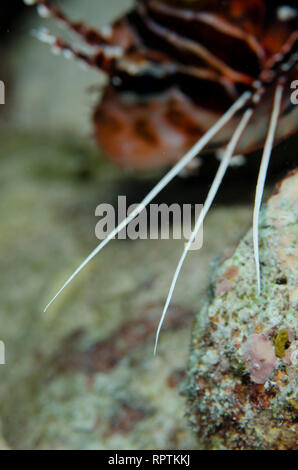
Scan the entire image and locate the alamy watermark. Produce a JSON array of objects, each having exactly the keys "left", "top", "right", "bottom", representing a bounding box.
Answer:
[
  {"left": 0, "top": 80, "right": 5, "bottom": 105},
  {"left": 0, "top": 341, "right": 5, "bottom": 365},
  {"left": 290, "top": 80, "right": 298, "bottom": 105},
  {"left": 95, "top": 197, "right": 203, "bottom": 250}
]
